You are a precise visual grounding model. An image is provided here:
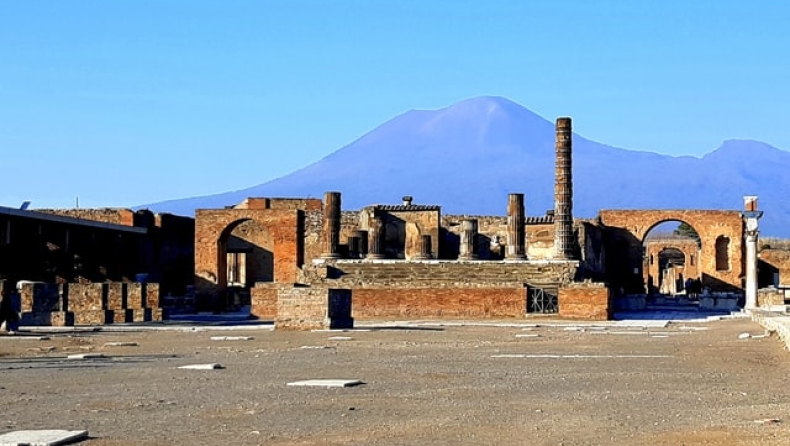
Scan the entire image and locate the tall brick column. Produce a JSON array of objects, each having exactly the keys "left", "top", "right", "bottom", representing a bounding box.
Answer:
[
  {"left": 554, "top": 117, "right": 574, "bottom": 259},
  {"left": 506, "top": 193, "right": 526, "bottom": 260},
  {"left": 459, "top": 218, "right": 479, "bottom": 260},
  {"left": 321, "top": 191, "right": 342, "bottom": 259},
  {"left": 366, "top": 212, "right": 386, "bottom": 260}
]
